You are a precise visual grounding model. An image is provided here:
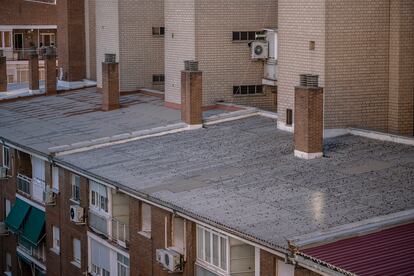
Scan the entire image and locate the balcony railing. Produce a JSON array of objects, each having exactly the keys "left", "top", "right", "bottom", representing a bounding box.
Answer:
[
  {"left": 18, "top": 237, "right": 46, "bottom": 263},
  {"left": 17, "top": 174, "right": 46, "bottom": 204},
  {"left": 88, "top": 209, "right": 129, "bottom": 246},
  {"left": 111, "top": 218, "right": 129, "bottom": 245},
  {"left": 88, "top": 209, "right": 109, "bottom": 236},
  {"left": 3, "top": 48, "right": 58, "bottom": 61}
]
